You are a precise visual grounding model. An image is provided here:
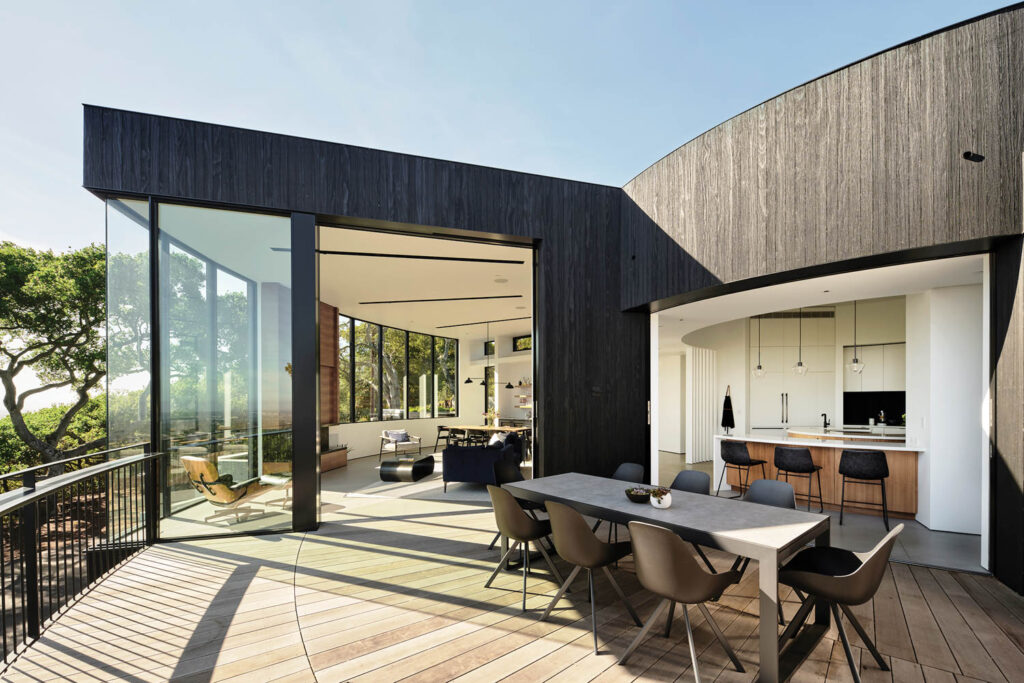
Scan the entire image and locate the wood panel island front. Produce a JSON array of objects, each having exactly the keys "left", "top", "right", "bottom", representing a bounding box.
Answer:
[{"left": 713, "top": 432, "right": 922, "bottom": 518}]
